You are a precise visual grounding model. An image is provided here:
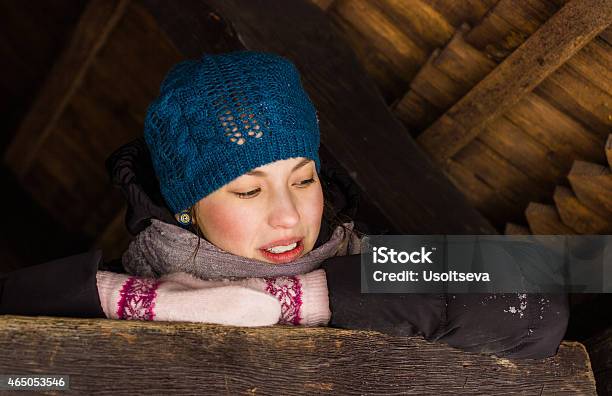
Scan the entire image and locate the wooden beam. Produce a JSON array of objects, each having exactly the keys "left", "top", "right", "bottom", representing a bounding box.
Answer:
[
  {"left": 568, "top": 160, "right": 612, "bottom": 218},
  {"left": 3, "top": 0, "right": 130, "bottom": 179},
  {"left": 141, "top": 0, "right": 497, "bottom": 234},
  {"left": 0, "top": 316, "right": 597, "bottom": 394},
  {"left": 525, "top": 202, "right": 575, "bottom": 235},
  {"left": 553, "top": 185, "right": 612, "bottom": 234},
  {"left": 418, "top": 0, "right": 612, "bottom": 165}
]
